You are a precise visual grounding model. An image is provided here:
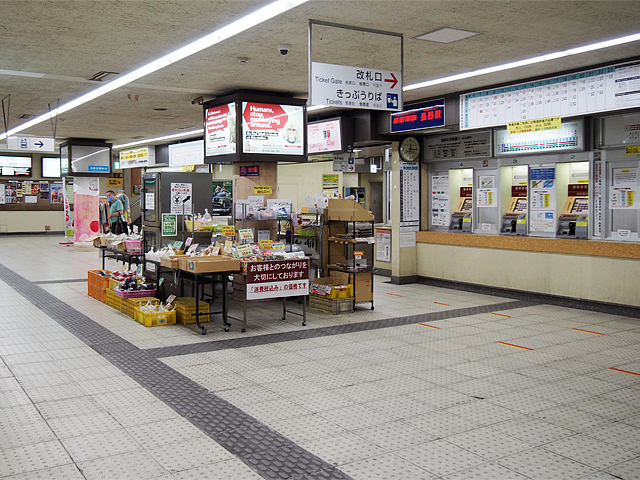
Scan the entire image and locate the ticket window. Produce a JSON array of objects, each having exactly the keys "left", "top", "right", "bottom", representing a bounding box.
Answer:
[
  {"left": 556, "top": 162, "right": 589, "bottom": 239},
  {"left": 474, "top": 168, "right": 499, "bottom": 234},
  {"left": 500, "top": 165, "right": 528, "bottom": 236},
  {"left": 448, "top": 168, "right": 473, "bottom": 233},
  {"left": 607, "top": 160, "right": 640, "bottom": 240}
]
